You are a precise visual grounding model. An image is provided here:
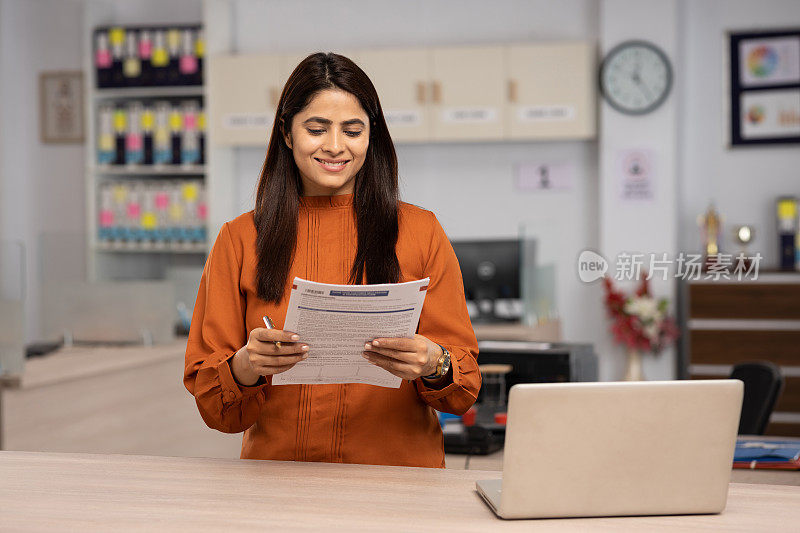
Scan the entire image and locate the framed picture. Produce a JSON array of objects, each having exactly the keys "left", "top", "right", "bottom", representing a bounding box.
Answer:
[
  {"left": 729, "top": 29, "right": 800, "bottom": 146},
  {"left": 39, "top": 71, "right": 84, "bottom": 143}
]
